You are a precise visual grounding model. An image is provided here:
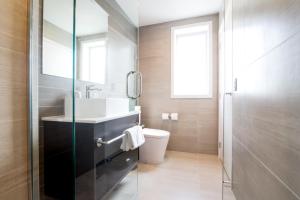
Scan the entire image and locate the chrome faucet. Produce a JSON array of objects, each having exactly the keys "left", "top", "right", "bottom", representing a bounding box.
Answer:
[{"left": 86, "top": 85, "right": 102, "bottom": 99}]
